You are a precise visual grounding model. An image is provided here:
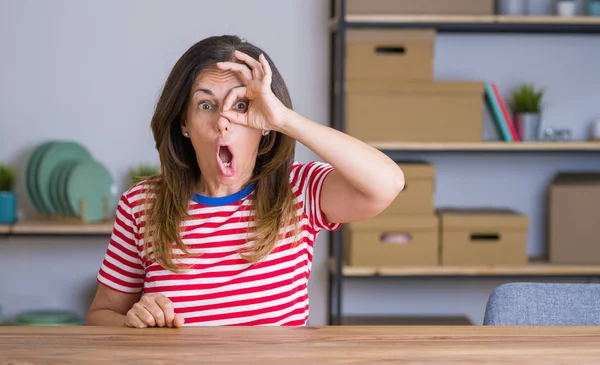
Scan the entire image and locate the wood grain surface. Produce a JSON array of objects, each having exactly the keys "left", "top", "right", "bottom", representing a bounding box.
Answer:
[
  {"left": 1, "top": 326, "right": 600, "bottom": 364},
  {"left": 329, "top": 258, "right": 600, "bottom": 277},
  {"left": 10, "top": 220, "right": 114, "bottom": 235}
]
